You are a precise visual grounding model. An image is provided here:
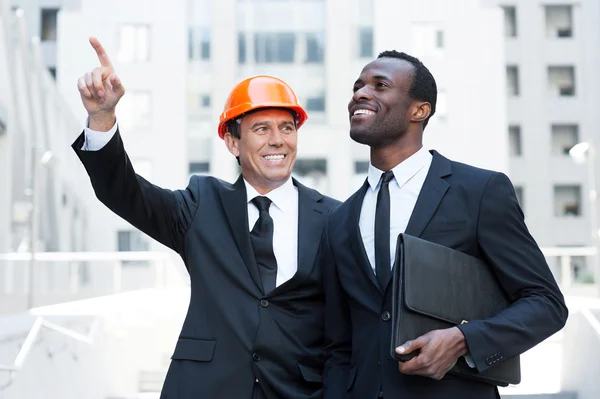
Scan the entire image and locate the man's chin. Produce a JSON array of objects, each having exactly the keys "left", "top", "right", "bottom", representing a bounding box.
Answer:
[
  {"left": 350, "top": 127, "right": 376, "bottom": 145},
  {"left": 262, "top": 170, "right": 292, "bottom": 184}
]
